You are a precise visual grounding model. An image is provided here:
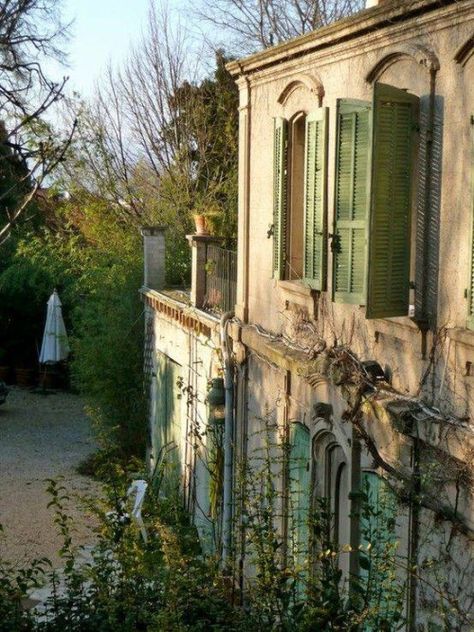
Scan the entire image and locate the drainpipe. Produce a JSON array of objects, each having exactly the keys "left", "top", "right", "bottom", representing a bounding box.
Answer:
[
  {"left": 220, "top": 310, "right": 235, "bottom": 563},
  {"left": 235, "top": 64, "right": 251, "bottom": 324}
]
